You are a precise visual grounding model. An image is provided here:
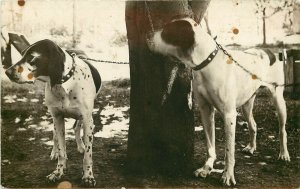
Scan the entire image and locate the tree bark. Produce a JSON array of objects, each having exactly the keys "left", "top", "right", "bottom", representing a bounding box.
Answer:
[{"left": 125, "top": 0, "right": 210, "bottom": 174}]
